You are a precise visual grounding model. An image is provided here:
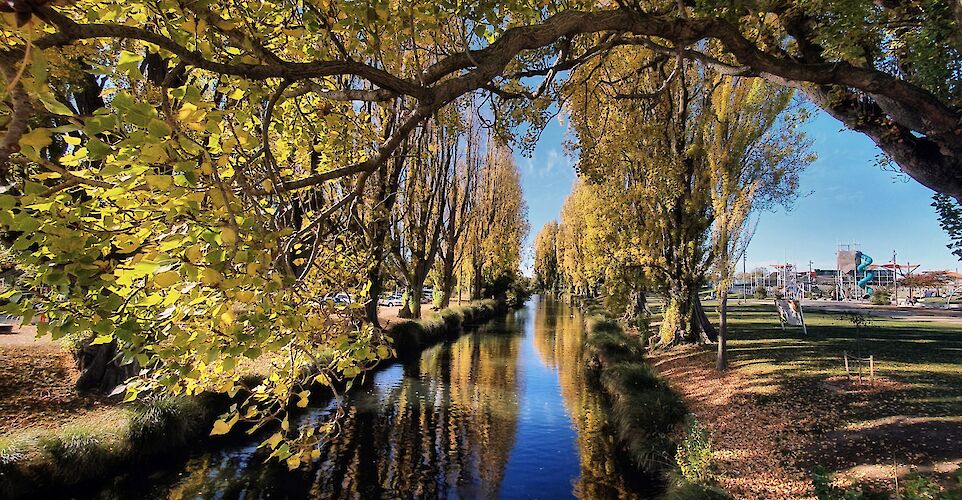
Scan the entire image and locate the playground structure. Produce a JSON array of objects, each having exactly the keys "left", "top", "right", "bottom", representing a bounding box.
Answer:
[
  {"left": 836, "top": 245, "right": 884, "bottom": 300},
  {"left": 836, "top": 244, "right": 862, "bottom": 300},
  {"left": 735, "top": 245, "right": 944, "bottom": 304},
  {"left": 772, "top": 263, "right": 805, "bottom": 300},
  {"left": 856, "top": 251, "right": 875, "bottom": 298}
]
